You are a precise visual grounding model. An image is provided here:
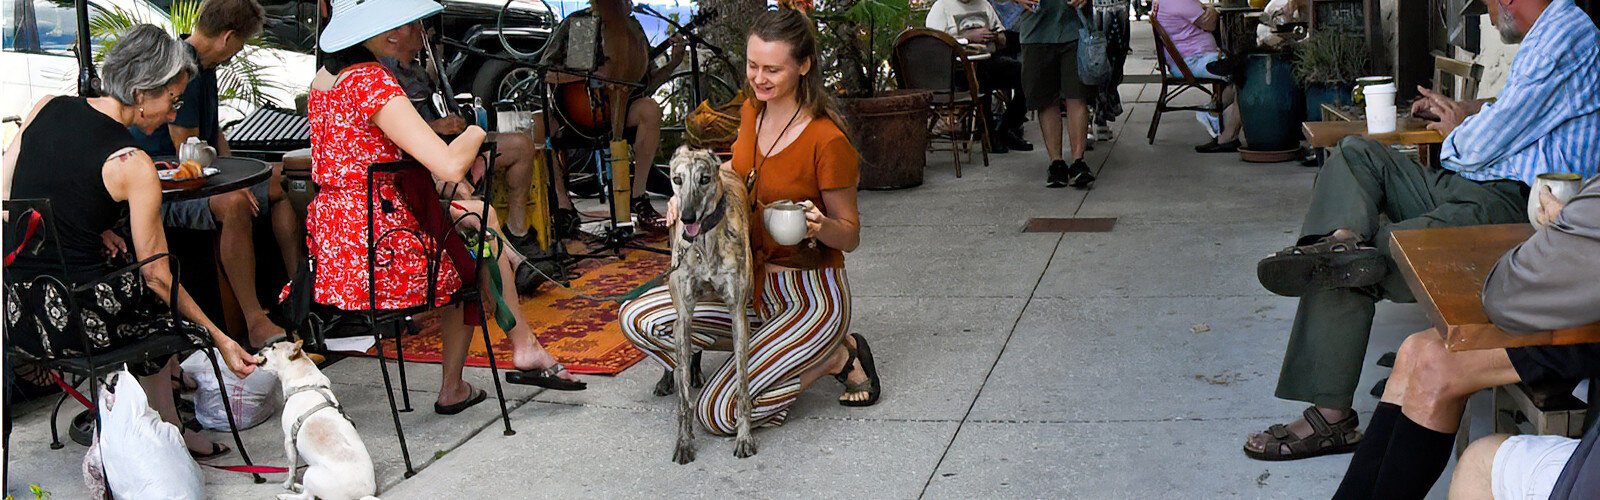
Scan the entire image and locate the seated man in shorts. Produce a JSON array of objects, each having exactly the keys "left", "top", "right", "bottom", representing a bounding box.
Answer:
[
  {"left": 129, "top": 0, "right": 300, "bottom": 349},
  {"left": 1328, "top": 175, "right": 1600, "bottom": 498},
  {"left": 532, "top": 0, "right": 686, "bottom": 235},
  {"left": 1154, "top": 0, "right": 1240, "bottom": 152}
]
